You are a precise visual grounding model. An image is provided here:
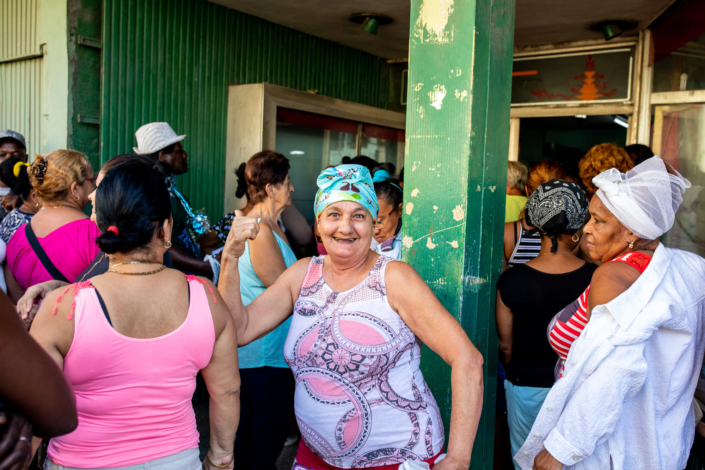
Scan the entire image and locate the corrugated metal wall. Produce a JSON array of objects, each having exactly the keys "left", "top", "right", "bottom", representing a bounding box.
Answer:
[
  {"left": 0, "top": 0, "right": 42, "bottom": 157},
  {"left": 102, "top": 0, "right": 390, "bottom": 218}
]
